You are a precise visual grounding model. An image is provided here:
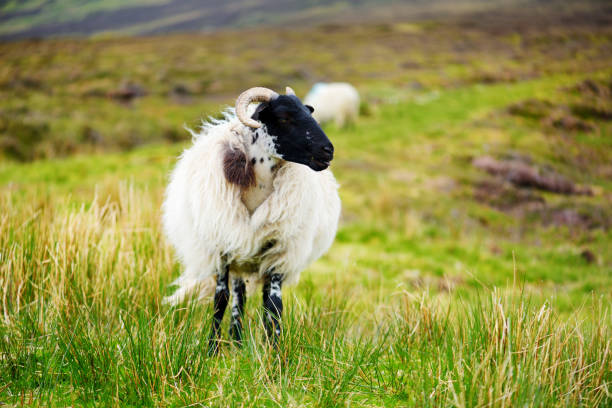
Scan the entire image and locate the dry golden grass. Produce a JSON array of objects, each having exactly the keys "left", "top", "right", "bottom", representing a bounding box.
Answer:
[{"left": 1, "top": 180, "right": 610, "bottom": 406}]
